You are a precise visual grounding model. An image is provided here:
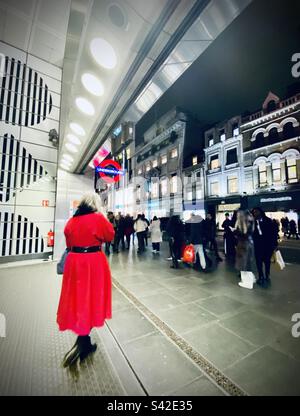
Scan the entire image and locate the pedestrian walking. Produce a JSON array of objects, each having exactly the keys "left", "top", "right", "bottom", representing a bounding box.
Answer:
[
  {"left": 141, "top": 214, "right": 150, "bottom": 247},
  {"left": 149, "top": 216, "right": 162, "bottom": 253},
  {"left": 288, "top": 219, "right": 299, "bottom": 239},
  {"left": 222, "top": 212, "right": 236, "bottom": 259},
  {"left": 134, "top": 214, "right": 147, "bottom": 253},
  {"left": 57, "top": 193, "right": 115, "bottom": 367},
  {"left": 204, "top": 213, "right": 223, "bottom": 262},
  {"left": 105, "top": 212, "right": 116, "bottom": 255},
  {"left": 166, "top": 215, "right": 185, "bottom": 269},
  {"left": 252, "top": 207, "right": 278, "bottom": 286},
  {"left": 186, "top": 213, "right": 207, "bottom": 271},
  {"left": 124, "top": 214, "right": 134, "bottom": 249}
]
